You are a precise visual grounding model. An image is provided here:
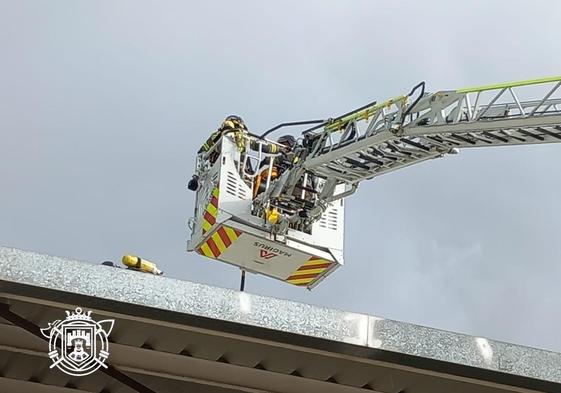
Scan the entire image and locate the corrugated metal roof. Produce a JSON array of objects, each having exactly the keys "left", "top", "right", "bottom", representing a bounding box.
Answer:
[{"left": 1, "top": 246, "right": 560, "bottom": 393}]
